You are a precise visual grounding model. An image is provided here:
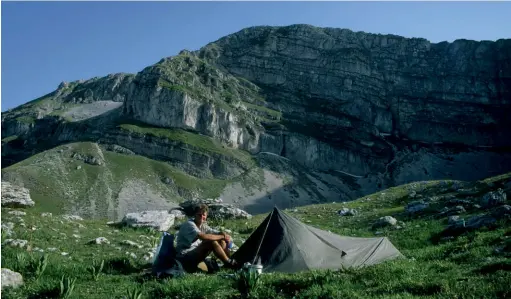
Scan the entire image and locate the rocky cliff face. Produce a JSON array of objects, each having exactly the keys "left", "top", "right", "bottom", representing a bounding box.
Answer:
[
  {"left": 2, "top": 24, "right": 511, "bottom": 217},
  {"left": 196, "top": 25, "right": 511, "bottom": 175}
]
